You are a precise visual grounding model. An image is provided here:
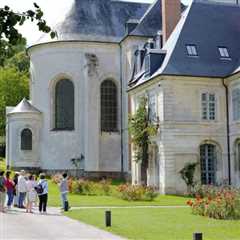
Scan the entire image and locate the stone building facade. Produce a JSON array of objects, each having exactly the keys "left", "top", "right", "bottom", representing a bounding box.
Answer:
[
  {"left": 6, "top": 0, "right": 240, "bottom": 194},
  {"left": 129, "top": 0, "right": 240, "bottom": 193}
]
